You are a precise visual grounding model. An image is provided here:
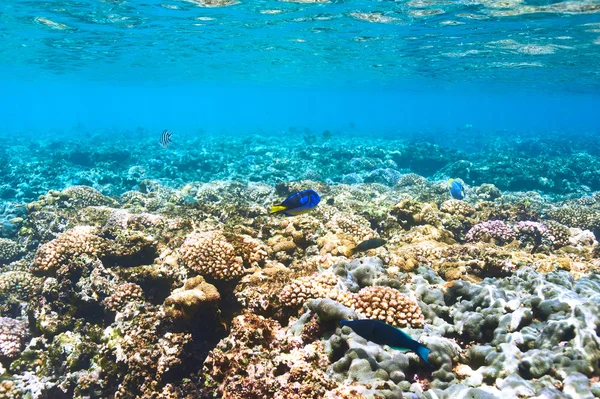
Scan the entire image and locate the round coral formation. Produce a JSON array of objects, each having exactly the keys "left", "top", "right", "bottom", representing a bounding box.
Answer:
[
  {"left": 104, "top": 282, "right": 145, "bottom": 312},
  {"left": 0, "top": 239, "right": 21, "bottom": 264},
  {"left": 280, "top": 273, "right": 339, "bottom": 307},
  {"left": 280, "top": 273, "right": 424, "bottom": 328},
  {"left": 466, "top": 220, "right": 516, "bottom": 244},
  {"left": 352, "top": 286, "right": 424, "bottom": 328},
  {"left": 179, "top": 231, "right": 267, "bottom": 280},
  {"left": 31, "top": 226, "right": 107, "bottom": 273},
  {"left": 164, "top": 276, "right": 221, "bottom": 318}
]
